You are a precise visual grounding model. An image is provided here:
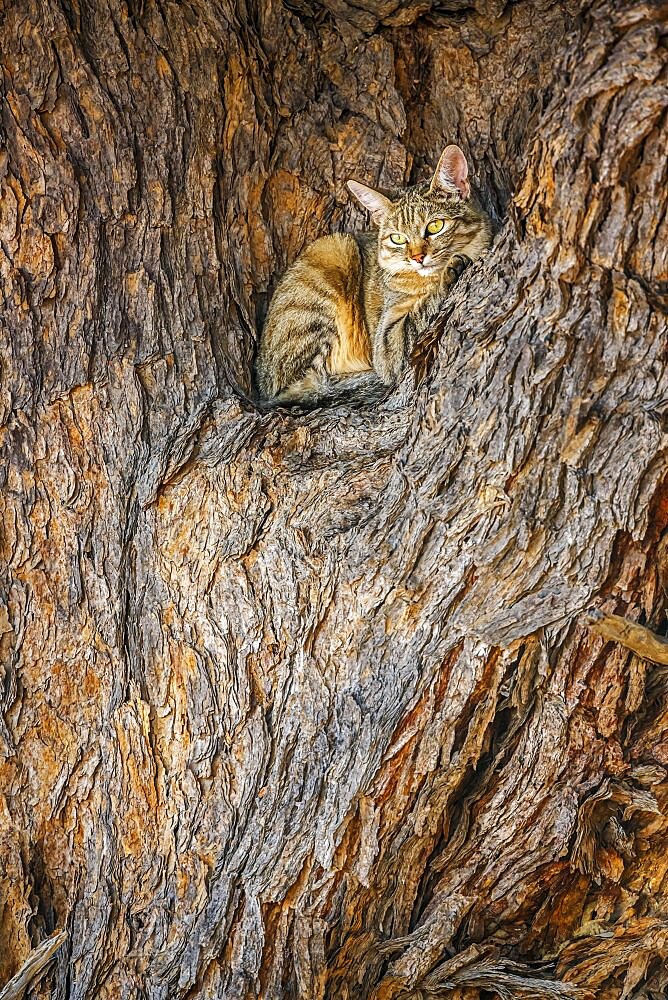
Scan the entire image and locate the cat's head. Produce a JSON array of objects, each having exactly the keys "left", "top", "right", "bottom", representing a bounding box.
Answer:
[{"left": 347, "top": 145, "right": 486, "bottom": 279}]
